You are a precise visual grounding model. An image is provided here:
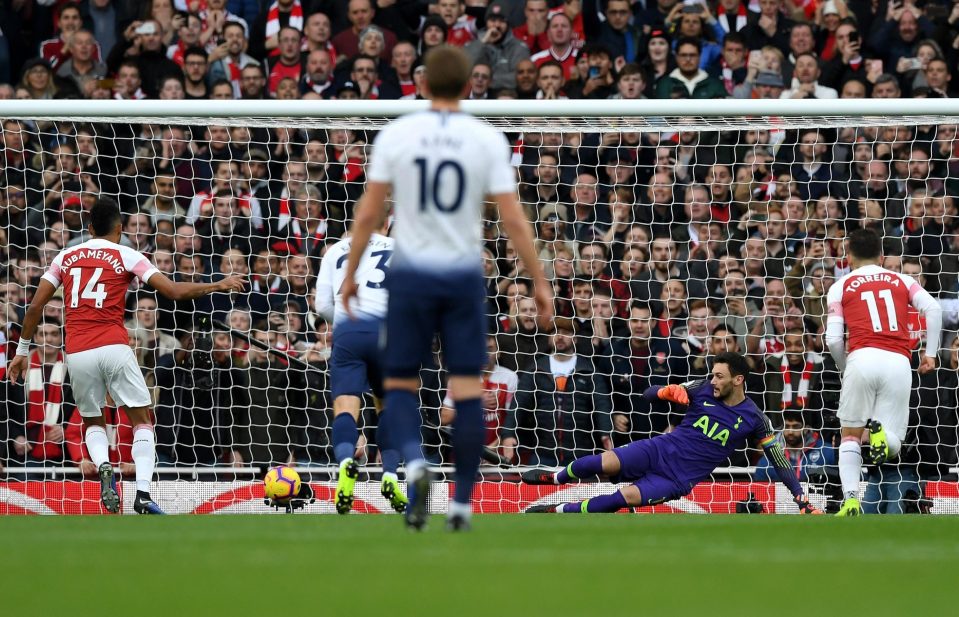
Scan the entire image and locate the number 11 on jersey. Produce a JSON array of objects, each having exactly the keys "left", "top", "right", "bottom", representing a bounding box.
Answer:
[{"left": 860, "top": 289, "right": 898, "bottom": 333}]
